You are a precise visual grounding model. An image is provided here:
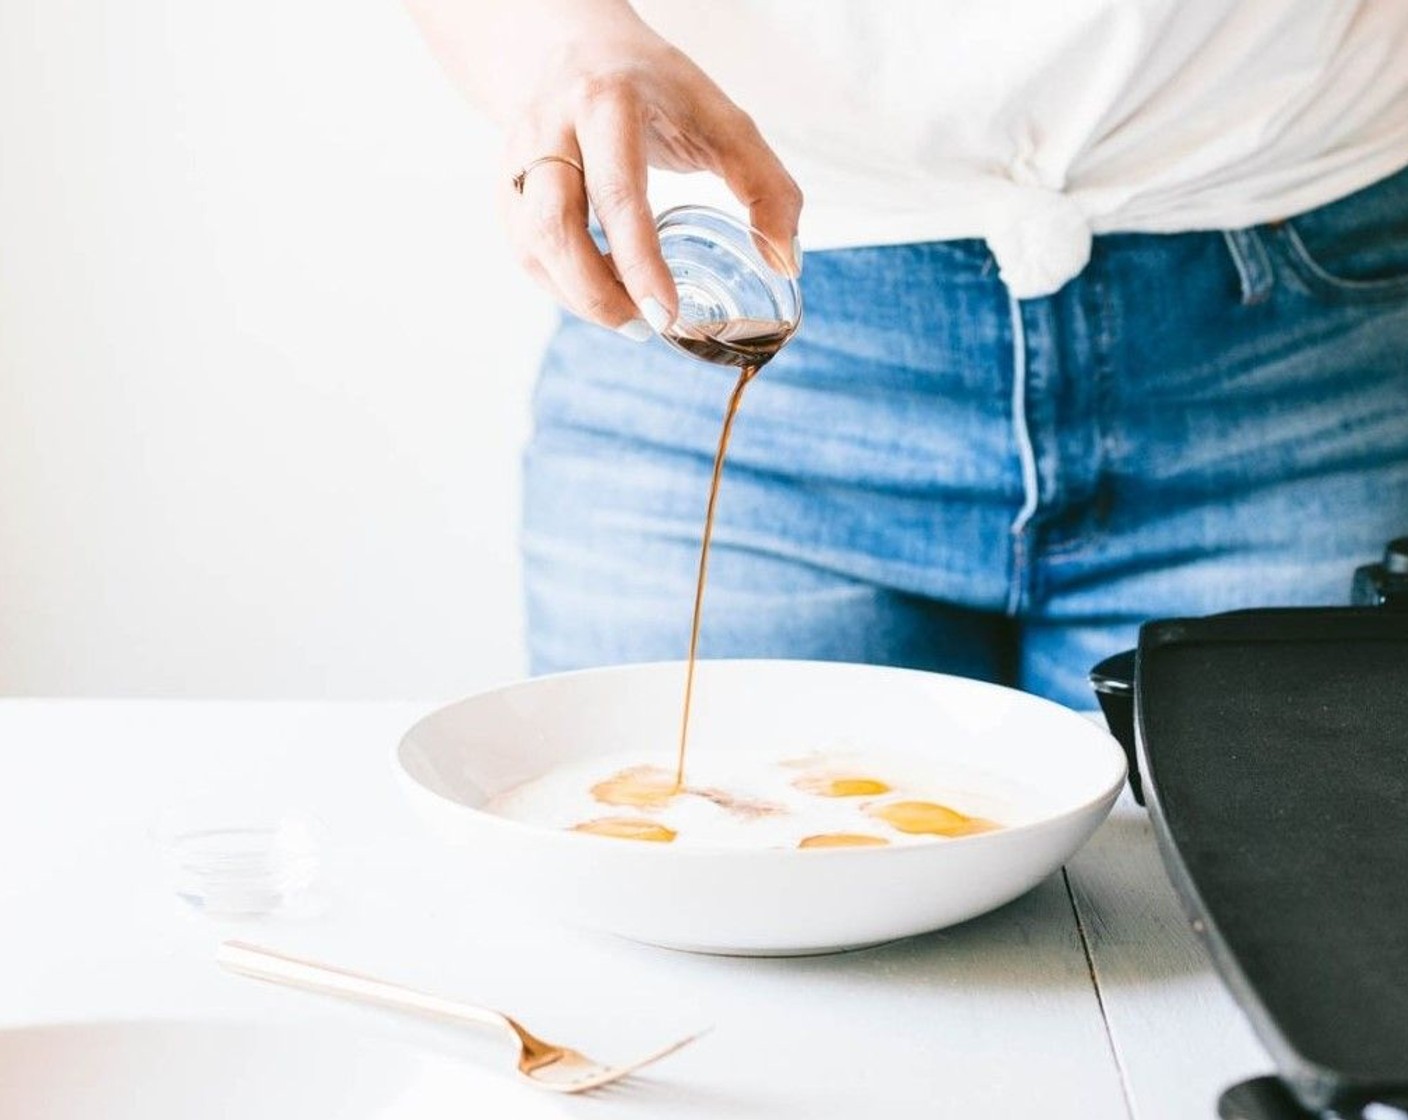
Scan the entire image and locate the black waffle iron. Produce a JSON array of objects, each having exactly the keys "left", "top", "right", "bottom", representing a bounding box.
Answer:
[{"left": 1089, "top": 540, "right": 1408, "bottom": 1120}]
